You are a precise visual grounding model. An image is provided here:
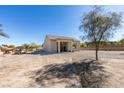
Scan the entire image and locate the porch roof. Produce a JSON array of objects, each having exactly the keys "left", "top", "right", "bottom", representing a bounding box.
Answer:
[{"left": 46, "top": 35, "right": 80, "bottom": 42}]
